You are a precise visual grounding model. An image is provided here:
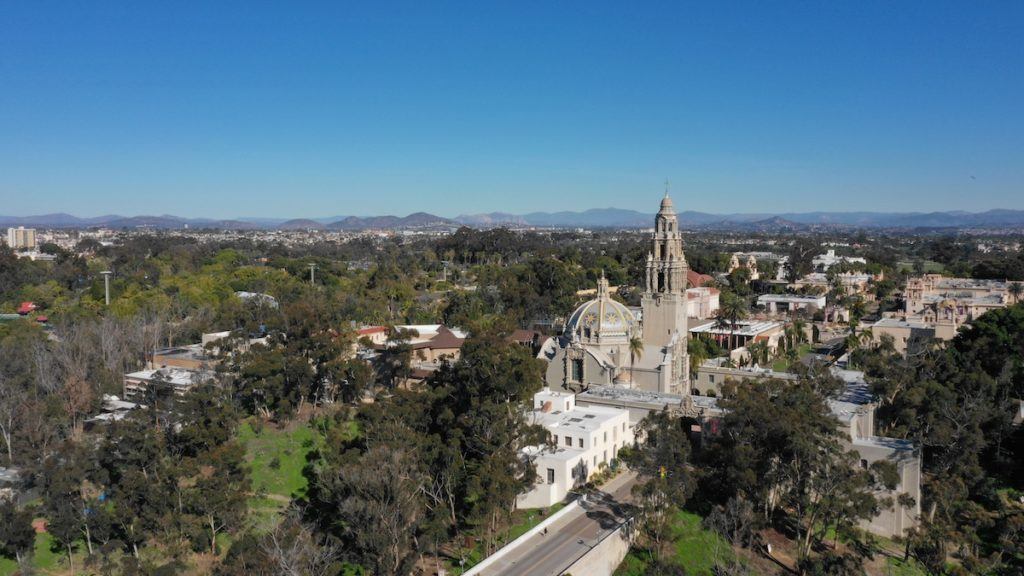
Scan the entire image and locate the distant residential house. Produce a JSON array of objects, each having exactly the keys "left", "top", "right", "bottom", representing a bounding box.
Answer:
[
  {"left": 367, "top": 324, "right": 468, "bottom": 387},
  {"left": 509, "top": 329, "right": 544, "bottom": 355},
  {"left": 376, "top": 325, "right": 467, "bottom": 363}
]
